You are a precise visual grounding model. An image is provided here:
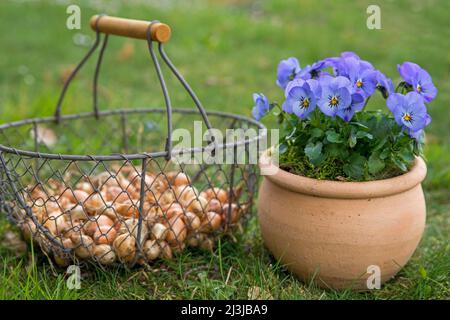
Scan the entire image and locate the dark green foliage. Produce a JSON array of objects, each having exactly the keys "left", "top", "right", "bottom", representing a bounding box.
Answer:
[{"left": 278, "top": 109, "right": 422, "bottom": 181}]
